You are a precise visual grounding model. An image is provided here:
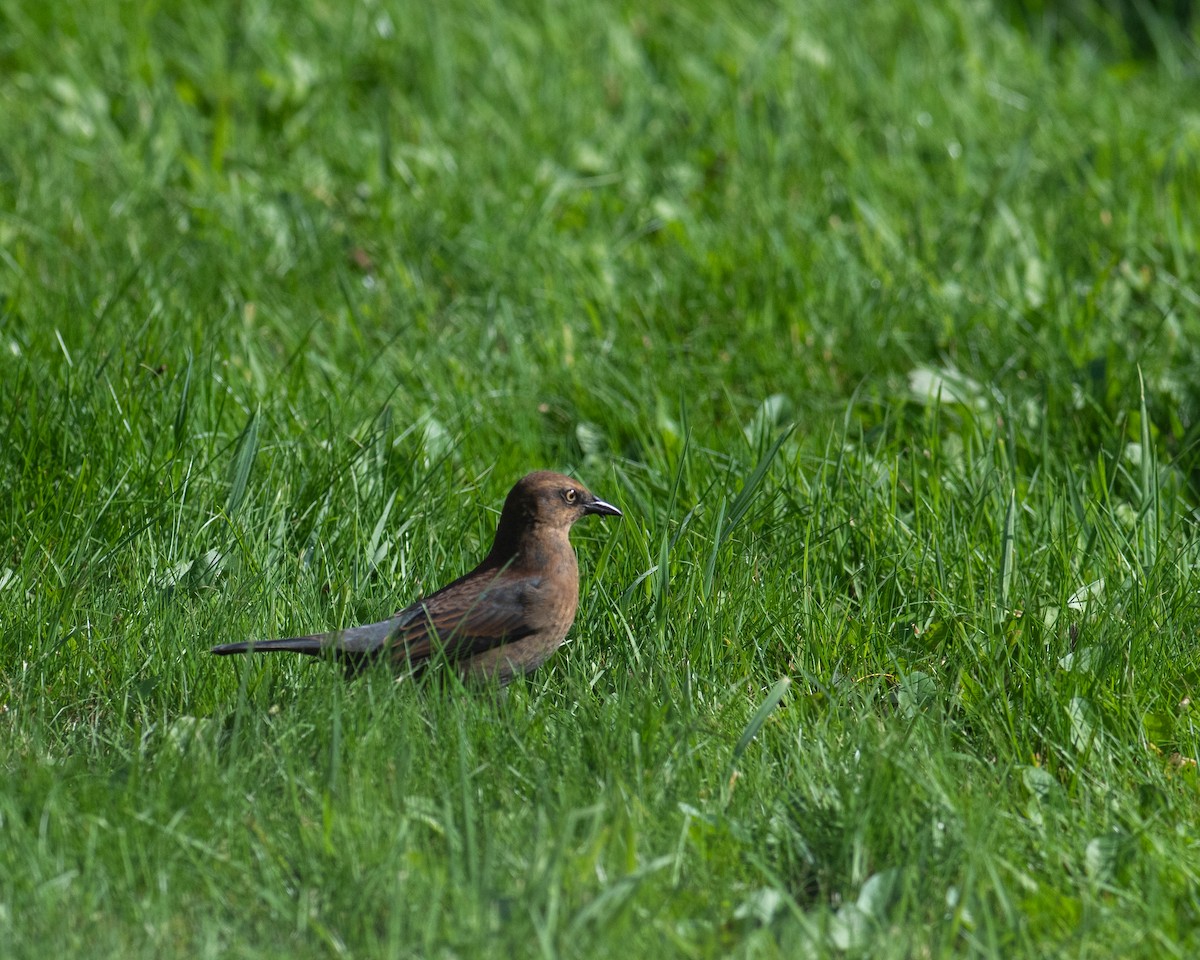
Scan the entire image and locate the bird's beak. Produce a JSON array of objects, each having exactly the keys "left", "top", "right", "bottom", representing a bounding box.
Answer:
[{"left": 584, "top": 497, "right": 622, "bottom": 518}]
